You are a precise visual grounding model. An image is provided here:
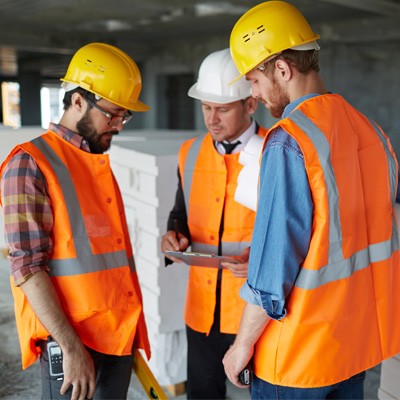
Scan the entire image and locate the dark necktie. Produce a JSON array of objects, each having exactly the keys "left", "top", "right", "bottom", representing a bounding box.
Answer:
[{"left": 220, "top": 140, "right": 241, "bottom": 154}]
